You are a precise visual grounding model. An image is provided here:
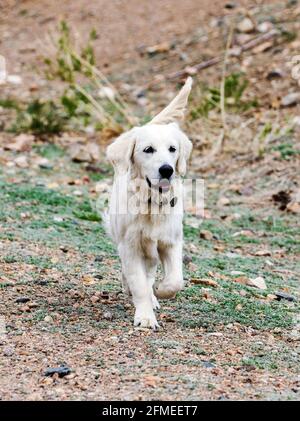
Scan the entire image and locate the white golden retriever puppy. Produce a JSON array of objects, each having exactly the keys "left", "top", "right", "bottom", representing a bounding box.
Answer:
[{"left": 106, "top": 77, "right": 193, "bottom": 329}]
